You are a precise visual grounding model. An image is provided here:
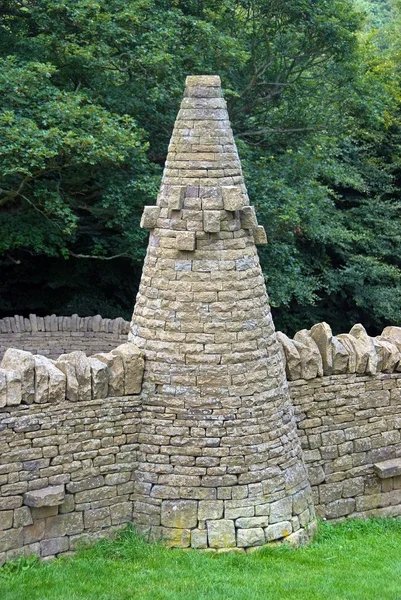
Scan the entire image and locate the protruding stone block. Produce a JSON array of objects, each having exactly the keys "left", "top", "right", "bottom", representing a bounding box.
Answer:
[
  {"left": 253, "top": 225, "right": 268, "bottom": 245},
  {"left": 240, "top": 206, "right": 258, "bottom": 229},
  {"left": 89, "top": 357, "right": 109, "bottom": 399},
  {"left": 176, "top": 231, "right": 196, "bottom": 251},
  {"left": 207, "top": 520, "right": 236, "bottom": 548},
  {"left": 374, "top": 458, "right": 401, "bottom": 479},
  {"left": 276, "top": 332, "right": 301, "bottom": 381},
  {"left": 203, "top": 210, "right": 221, "bottom": 232},
  {"left": 294, "top": 330, "right": 323, "bottom": 379},
  {"left": 4, "top": 369, "right": 22, "bottom": 406},
  {"left": 222, "top": 186, "right": 243, "bottom": 211},
  {"left": 237, "top": 528, "right": 265, "bottom": 547},
  {"left": 24, "top": 485, "right": 65, "bottom": 508},
  {"left": 34, "top": 355, "right": 66, "bottom": 403},
  {"left": 264, "top": 521, "right": 292, "bottom": 542},
  {"left": 140, "top": 206, "right": 160, "bottom": 229}
]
